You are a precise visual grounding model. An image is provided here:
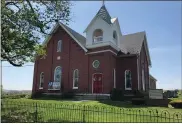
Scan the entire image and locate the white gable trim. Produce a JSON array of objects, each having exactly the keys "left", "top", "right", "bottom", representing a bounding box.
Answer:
[
  {"left": 137, "top": 32, "right": 151, "bottom": 67},
  {"left": 59, "top": 23, "right": 88, "bottom": 52},
  {"left": 113, "top": 18, "right": 122, "bottom": 36},
  {"left": 84, "top": 16, "right": 111, "bottom": 33},
  {"left": 143, "top": 34, "right": 151, "bottom": 66},
  {"left": 42, "top": 23, "right": 60, "bottom": 46}
]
